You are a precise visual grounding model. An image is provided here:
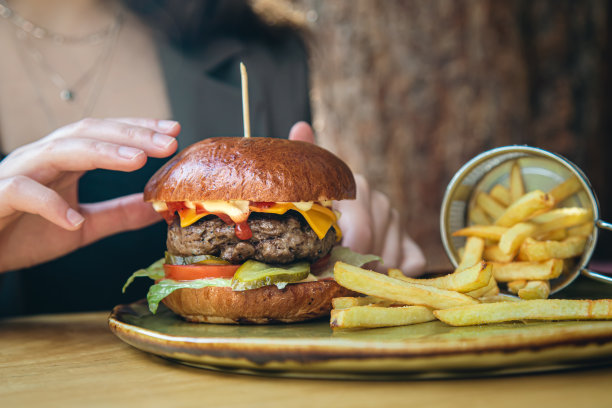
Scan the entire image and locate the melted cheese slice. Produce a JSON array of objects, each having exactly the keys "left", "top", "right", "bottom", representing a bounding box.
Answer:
[
  {"left": 178, "top": 209, "right": 208, "bottom": 228},
  {"left": 177, "top": 200, "right": 249, "bottom": 227},
  {"left": 177, "top": 202, "right": 341, "bottom": 240},
  {"left": 255, "top": 203, "right": 341, "bottom": 240}
]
